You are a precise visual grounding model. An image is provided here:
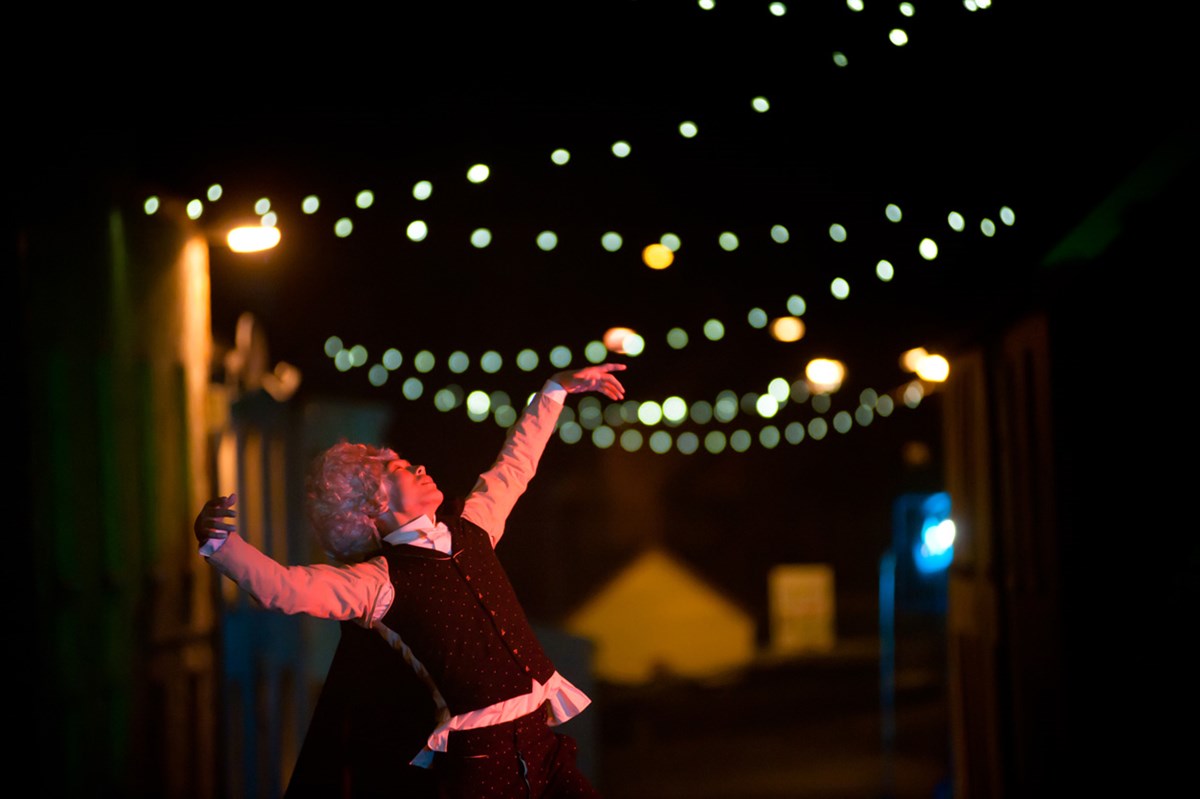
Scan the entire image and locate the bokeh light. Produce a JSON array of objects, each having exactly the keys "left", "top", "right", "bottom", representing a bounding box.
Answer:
[
  {"left": 550, "top": 346, "right": 572, "bottom": 368},
  {"left": 808, "top": 417, "right": 829, "bottom": 440},
  {"left": 919, "top": 238, "right": 938, "bottom": 260},
  {"left": 407, "top": 220, "right": 428, "bottom": 242},
  {"left": 356, "top": 190, "right": 374, "bottom": 209},
  {"left": 481, "top": 351, "right": 502, "bottom": 373},
  {"left": 593, "top": 426, "right": 615, "bottom": 448},
  {"left": 403, "top": 377, "right": 424, "bottom": 399},
  {"left": 770, "top": 317, "right": 805, "bottom": 342},
  {"left": 551, "top": 148, "right": 570, "bottom": 165},
  {"left": 612, "top": 141, "right": 631, "bottom": 158},
  {"left": 915, "top": 354, "right": 950, "bottom": 382},
  {"left": 559, "top": 422, "right": 583, "bottom": 443},
  {"left": 643, "top": 243, "right": 674, "bottom": 269},
  {"left": 413, "top": 180, "right": 432, "bottom": 200},
  {"left": 471, "top": 228, "right": 492, "bottom": 248},
  {"left": 637, "top": 401, "right": 663, "bottom": 425},
  {"left": 703, "top": 319, "right": 725, "bottom": 341},
  {"left": 585, "top": 341, "right": 607, "bottom": 363},
  {"left": 806, "top": 358, "right": 845, "bottom": 393},
  {"left": 663, "top": 396, "right": 687, "bottom": 423},
  {"left": 537, "top": 231, "right": 558, "bottom": 251},
  {"left": 228, "top": 226, "right": 282, "bottom": 252},
  {"left": 302, "top": 195, "right": 320, "bottom": 213},
  {"left": 517, "top": 349, "right": 539, "bottom": 371},
  {"left": 467, "top": 164, "right": 490, "bottom": 183}
]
